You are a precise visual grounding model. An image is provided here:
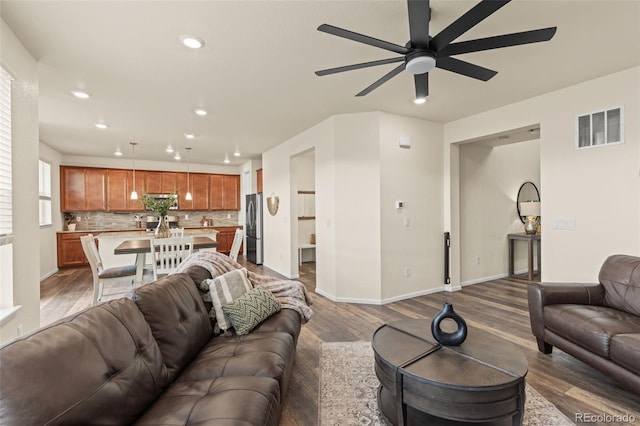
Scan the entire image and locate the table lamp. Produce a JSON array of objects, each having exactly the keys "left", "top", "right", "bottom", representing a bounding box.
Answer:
[{"left": 520, "top": 201, "right": 540, "bottom": 234}]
